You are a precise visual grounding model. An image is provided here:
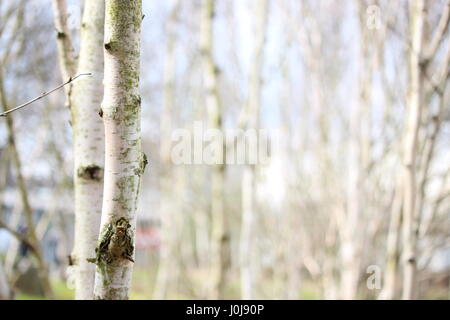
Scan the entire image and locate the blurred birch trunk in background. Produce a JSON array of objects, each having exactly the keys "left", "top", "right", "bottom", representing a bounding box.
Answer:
[
  {"left": 401, "top": 0, "right": 425, "bottom": 300},
  {"left": 239, "top": 0, "right": 269, "bottom": 300},
  {"left": 200, "top": 0, "right": 229, "bottom": 299},
  {"left": 339, "top": 0, "right": 374, "bottom": 299},
  {"left": 154, "top": 0, "right": 181, "bottom": 300}
]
